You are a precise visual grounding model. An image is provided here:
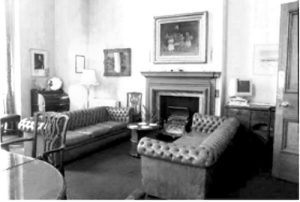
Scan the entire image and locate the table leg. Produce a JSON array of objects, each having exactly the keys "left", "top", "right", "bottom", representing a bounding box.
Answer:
[{"left": 129, "top": 129, "right": 139, "bottom": 157}]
